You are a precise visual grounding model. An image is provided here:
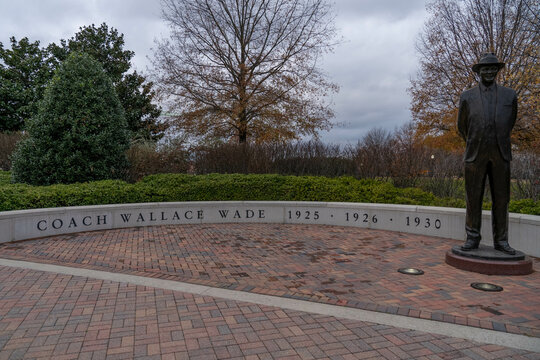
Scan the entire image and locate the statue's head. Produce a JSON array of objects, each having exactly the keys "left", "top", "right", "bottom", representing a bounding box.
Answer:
[{"left": 472, "top": 53, "right": 505, "bottom": 85}]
